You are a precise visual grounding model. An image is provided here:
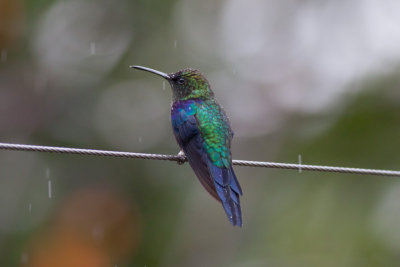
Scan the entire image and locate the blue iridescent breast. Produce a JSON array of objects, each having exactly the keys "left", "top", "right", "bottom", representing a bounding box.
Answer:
[{"left": 171, "top": 99, "right": 201, "bottom": 127}]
